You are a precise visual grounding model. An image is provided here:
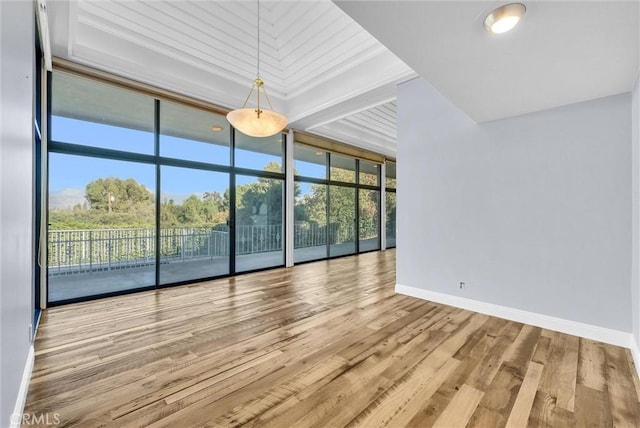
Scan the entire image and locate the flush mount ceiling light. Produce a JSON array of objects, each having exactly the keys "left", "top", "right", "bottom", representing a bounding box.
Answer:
[
  {"left": 211, "top": 125, "right": 223, "bottom": 132},
  {"left": 484, "top": 3, "right": 526, "bottom": 34},
  {"left": 226, "top": 0, "right": 287, "bottom": 138}
]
